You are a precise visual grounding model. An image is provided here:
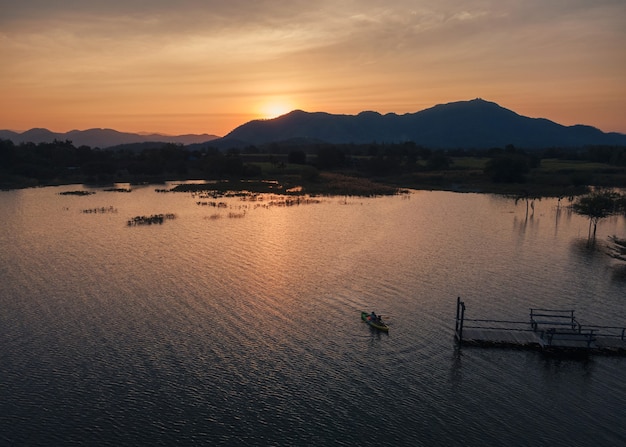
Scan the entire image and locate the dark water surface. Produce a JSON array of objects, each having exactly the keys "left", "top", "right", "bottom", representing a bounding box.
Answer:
[{"left": 1, "top": 185, "right": 625, "bottom": 446}]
